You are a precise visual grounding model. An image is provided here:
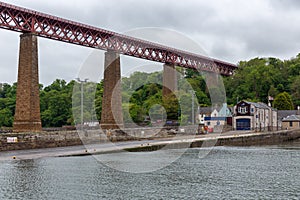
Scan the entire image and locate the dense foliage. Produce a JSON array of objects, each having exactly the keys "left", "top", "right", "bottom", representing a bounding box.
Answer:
[
  {"left": 0, "top": 83, "right": 16, "bottom": 127},
  {"left": 0, "top": 53, "right": 300, "bottom": 128},
  {"left": 224, "top": 54, "right": 300, "bottom": 109},
  {"left": 0, "top": 80, "right": 104, "bottom": 128}
]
